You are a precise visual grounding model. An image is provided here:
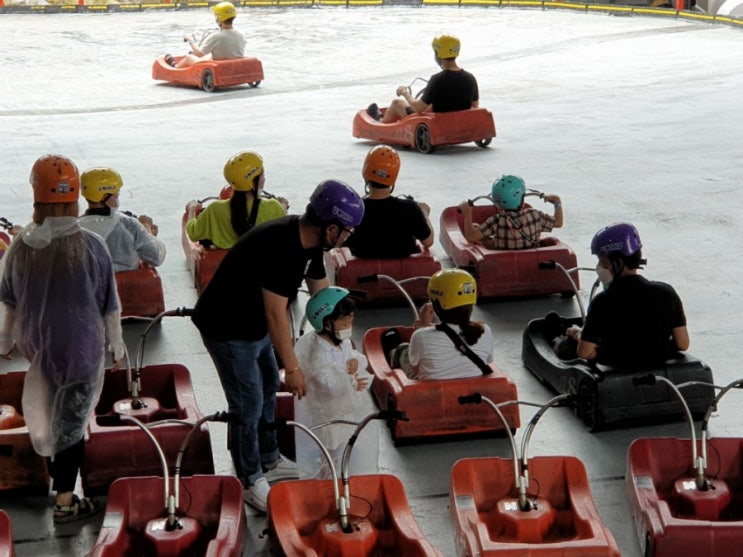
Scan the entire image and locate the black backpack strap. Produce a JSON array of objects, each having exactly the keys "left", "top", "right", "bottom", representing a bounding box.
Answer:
[
  {"left": 435, "top": 323, "right": 492, "bottom": 375},
  {"left": 246, "top": 198, "right": 261, "bottom": 231}
]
